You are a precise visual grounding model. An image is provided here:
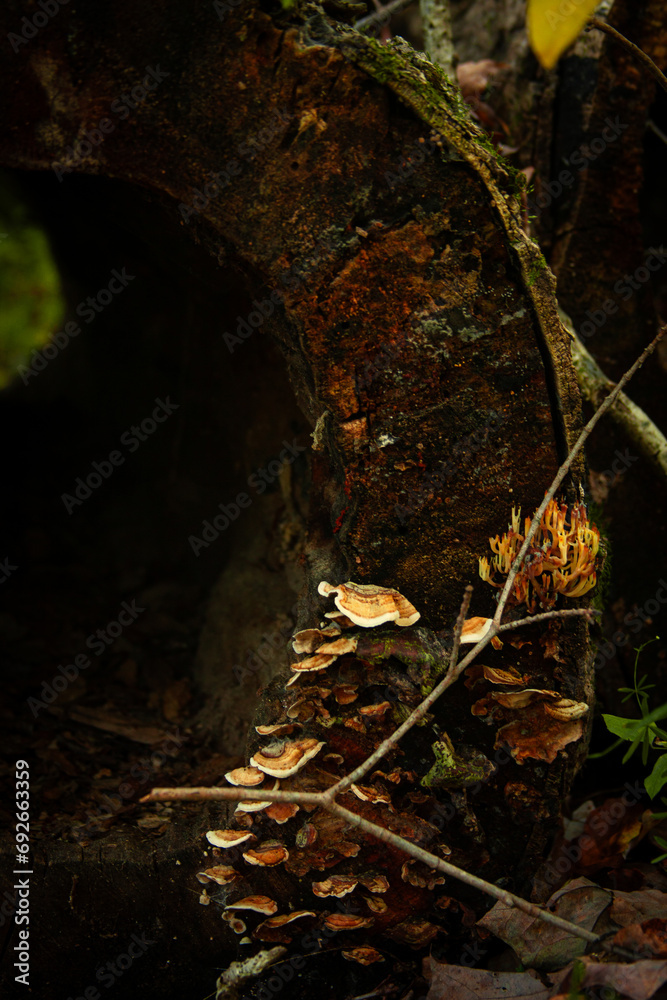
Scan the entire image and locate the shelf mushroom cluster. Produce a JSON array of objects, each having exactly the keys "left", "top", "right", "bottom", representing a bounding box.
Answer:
[
  {"left": 286, "top": 580, "right": 421, "bottom": 687},
  {"left": 199, "top": 574, "right": 591, "bottom": 972},
  {"left": 200, "top": 580, "right": 431, "bottom": 959}
]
